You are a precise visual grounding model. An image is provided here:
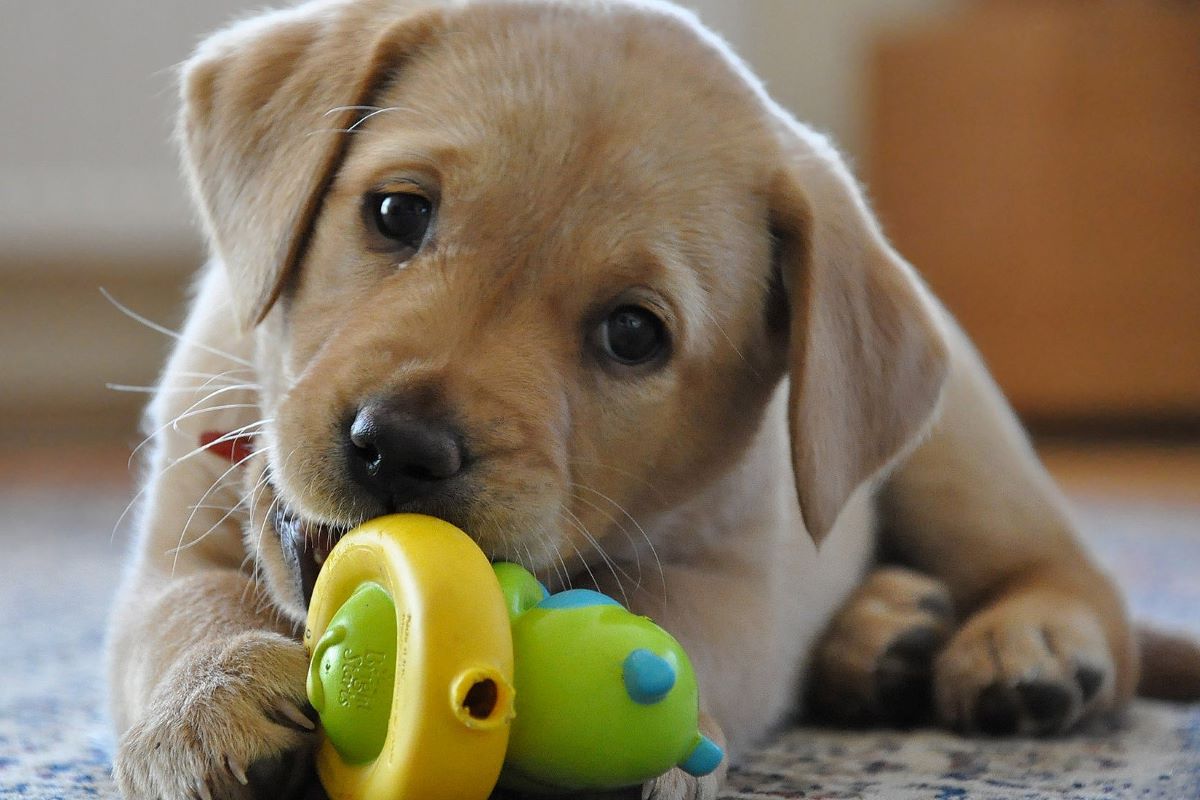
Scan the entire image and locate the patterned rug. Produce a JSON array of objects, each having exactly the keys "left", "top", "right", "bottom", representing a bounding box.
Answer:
[{"left": 2, "top": 486, "right": 1198, "bottom": 799}]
